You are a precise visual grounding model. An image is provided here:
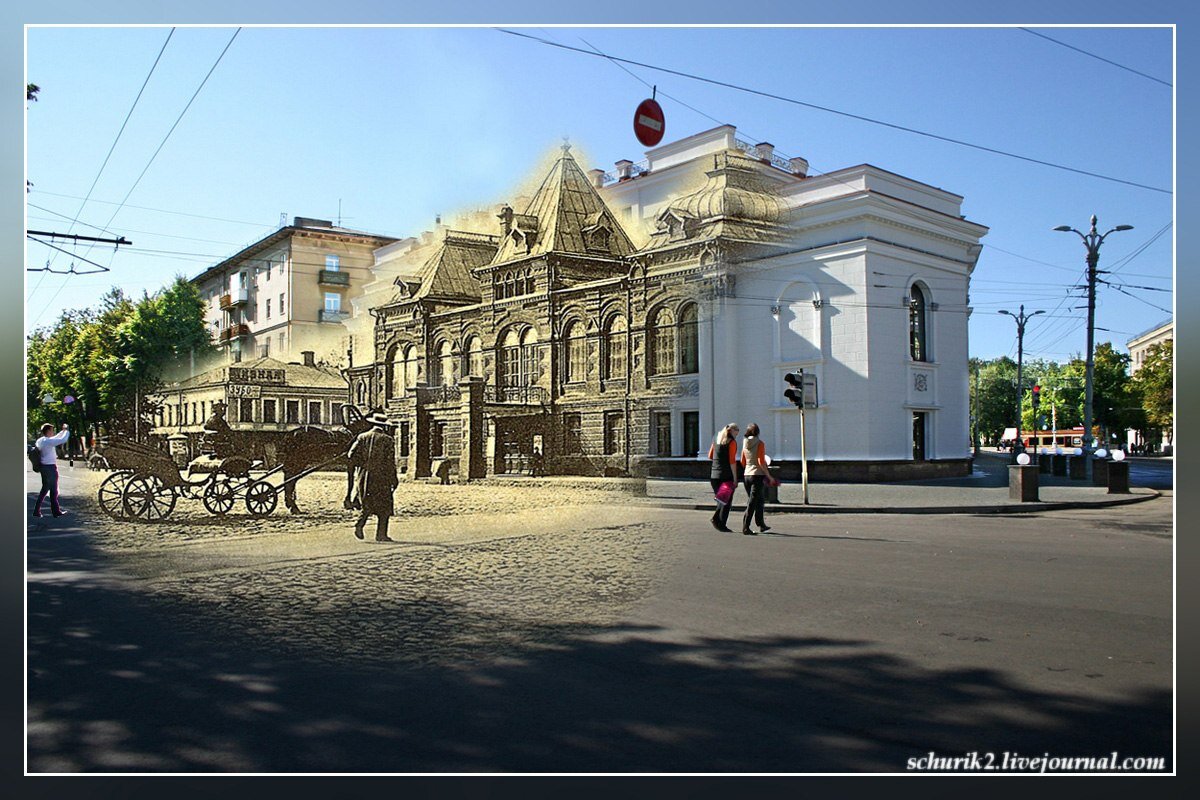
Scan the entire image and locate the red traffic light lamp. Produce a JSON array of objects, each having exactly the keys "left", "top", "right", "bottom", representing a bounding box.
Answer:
[{"left": 1032, "top": 384, "right": 1041, "bottom": 412}]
